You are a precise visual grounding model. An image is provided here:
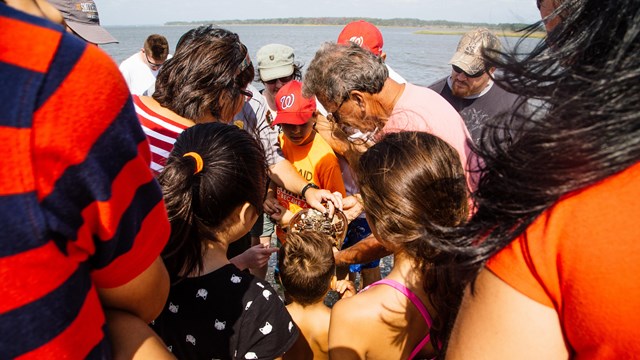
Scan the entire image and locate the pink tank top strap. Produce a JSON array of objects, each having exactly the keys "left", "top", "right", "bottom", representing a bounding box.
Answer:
[{"left": 363, "top": 278, "right": 437, "bottom": 359}]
